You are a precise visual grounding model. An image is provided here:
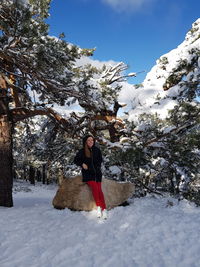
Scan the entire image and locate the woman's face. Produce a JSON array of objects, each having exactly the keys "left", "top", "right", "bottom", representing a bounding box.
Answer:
[{"left": 86, "top": 137, "right": 94, "bottom": 148}]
